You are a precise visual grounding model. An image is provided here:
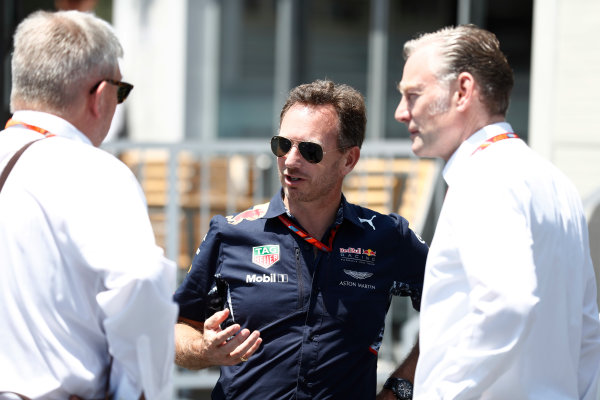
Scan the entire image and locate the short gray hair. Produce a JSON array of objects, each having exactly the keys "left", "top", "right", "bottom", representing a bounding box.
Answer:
[
  {"left": 10, "top": 10, "right": 123, "bottom": 114},
  {"left": 403, "top": 24, "right": 514, "bottom": 116}
]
